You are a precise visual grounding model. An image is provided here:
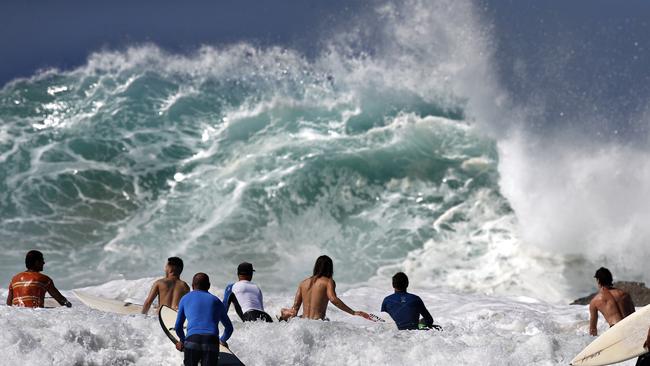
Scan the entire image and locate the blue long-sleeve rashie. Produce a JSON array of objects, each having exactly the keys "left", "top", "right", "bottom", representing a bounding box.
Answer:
[
  {"left": 381, "top": 291, "right": 433, "bottom": 330},
  {"left": 175, "top": 290, "right": 234, "bottom": 344}
]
